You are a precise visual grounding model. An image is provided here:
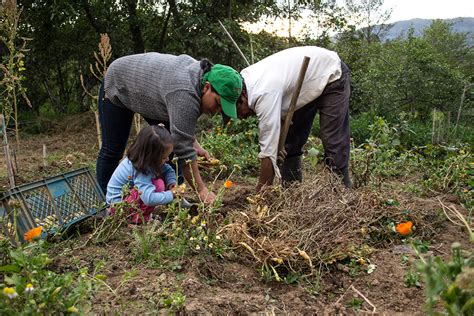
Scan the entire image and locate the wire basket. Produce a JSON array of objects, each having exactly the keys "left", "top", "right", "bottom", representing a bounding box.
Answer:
[{"left": 0, "top": 167, "right": 105, "bottom": 245}]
